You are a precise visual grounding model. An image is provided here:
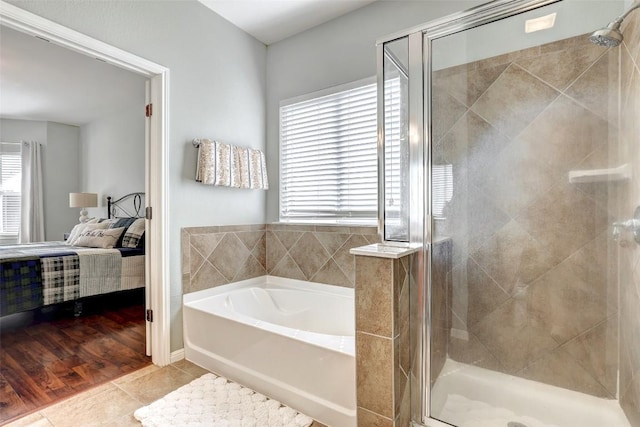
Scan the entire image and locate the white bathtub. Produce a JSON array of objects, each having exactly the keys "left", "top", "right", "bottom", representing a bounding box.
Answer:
[{"left": 183, "top": 275, "right": 356, "bottom": 427}]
